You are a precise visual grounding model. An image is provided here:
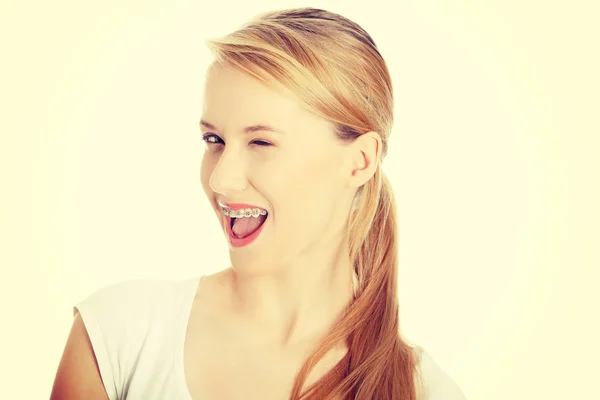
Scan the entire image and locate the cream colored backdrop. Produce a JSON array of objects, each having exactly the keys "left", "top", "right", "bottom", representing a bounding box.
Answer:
[{"left": 1, "top": 0, "right": 598, "bottom": 399}]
